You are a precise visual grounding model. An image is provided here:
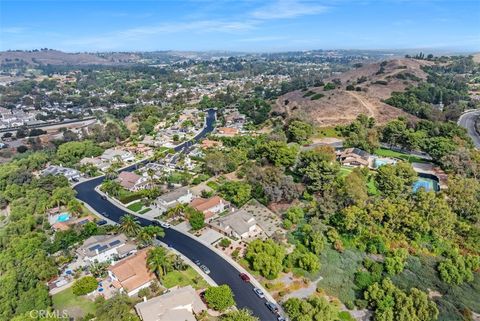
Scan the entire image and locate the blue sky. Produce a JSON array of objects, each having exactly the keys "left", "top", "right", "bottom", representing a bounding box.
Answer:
[{"left": 1, "top": 0, "right": 479, "bottom": 52}]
